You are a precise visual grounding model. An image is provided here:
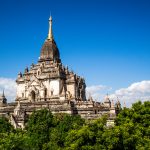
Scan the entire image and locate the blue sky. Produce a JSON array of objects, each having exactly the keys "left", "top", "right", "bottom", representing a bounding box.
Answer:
[{"left": 0, "top": 0, "right": 150, "bottom": 105}]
